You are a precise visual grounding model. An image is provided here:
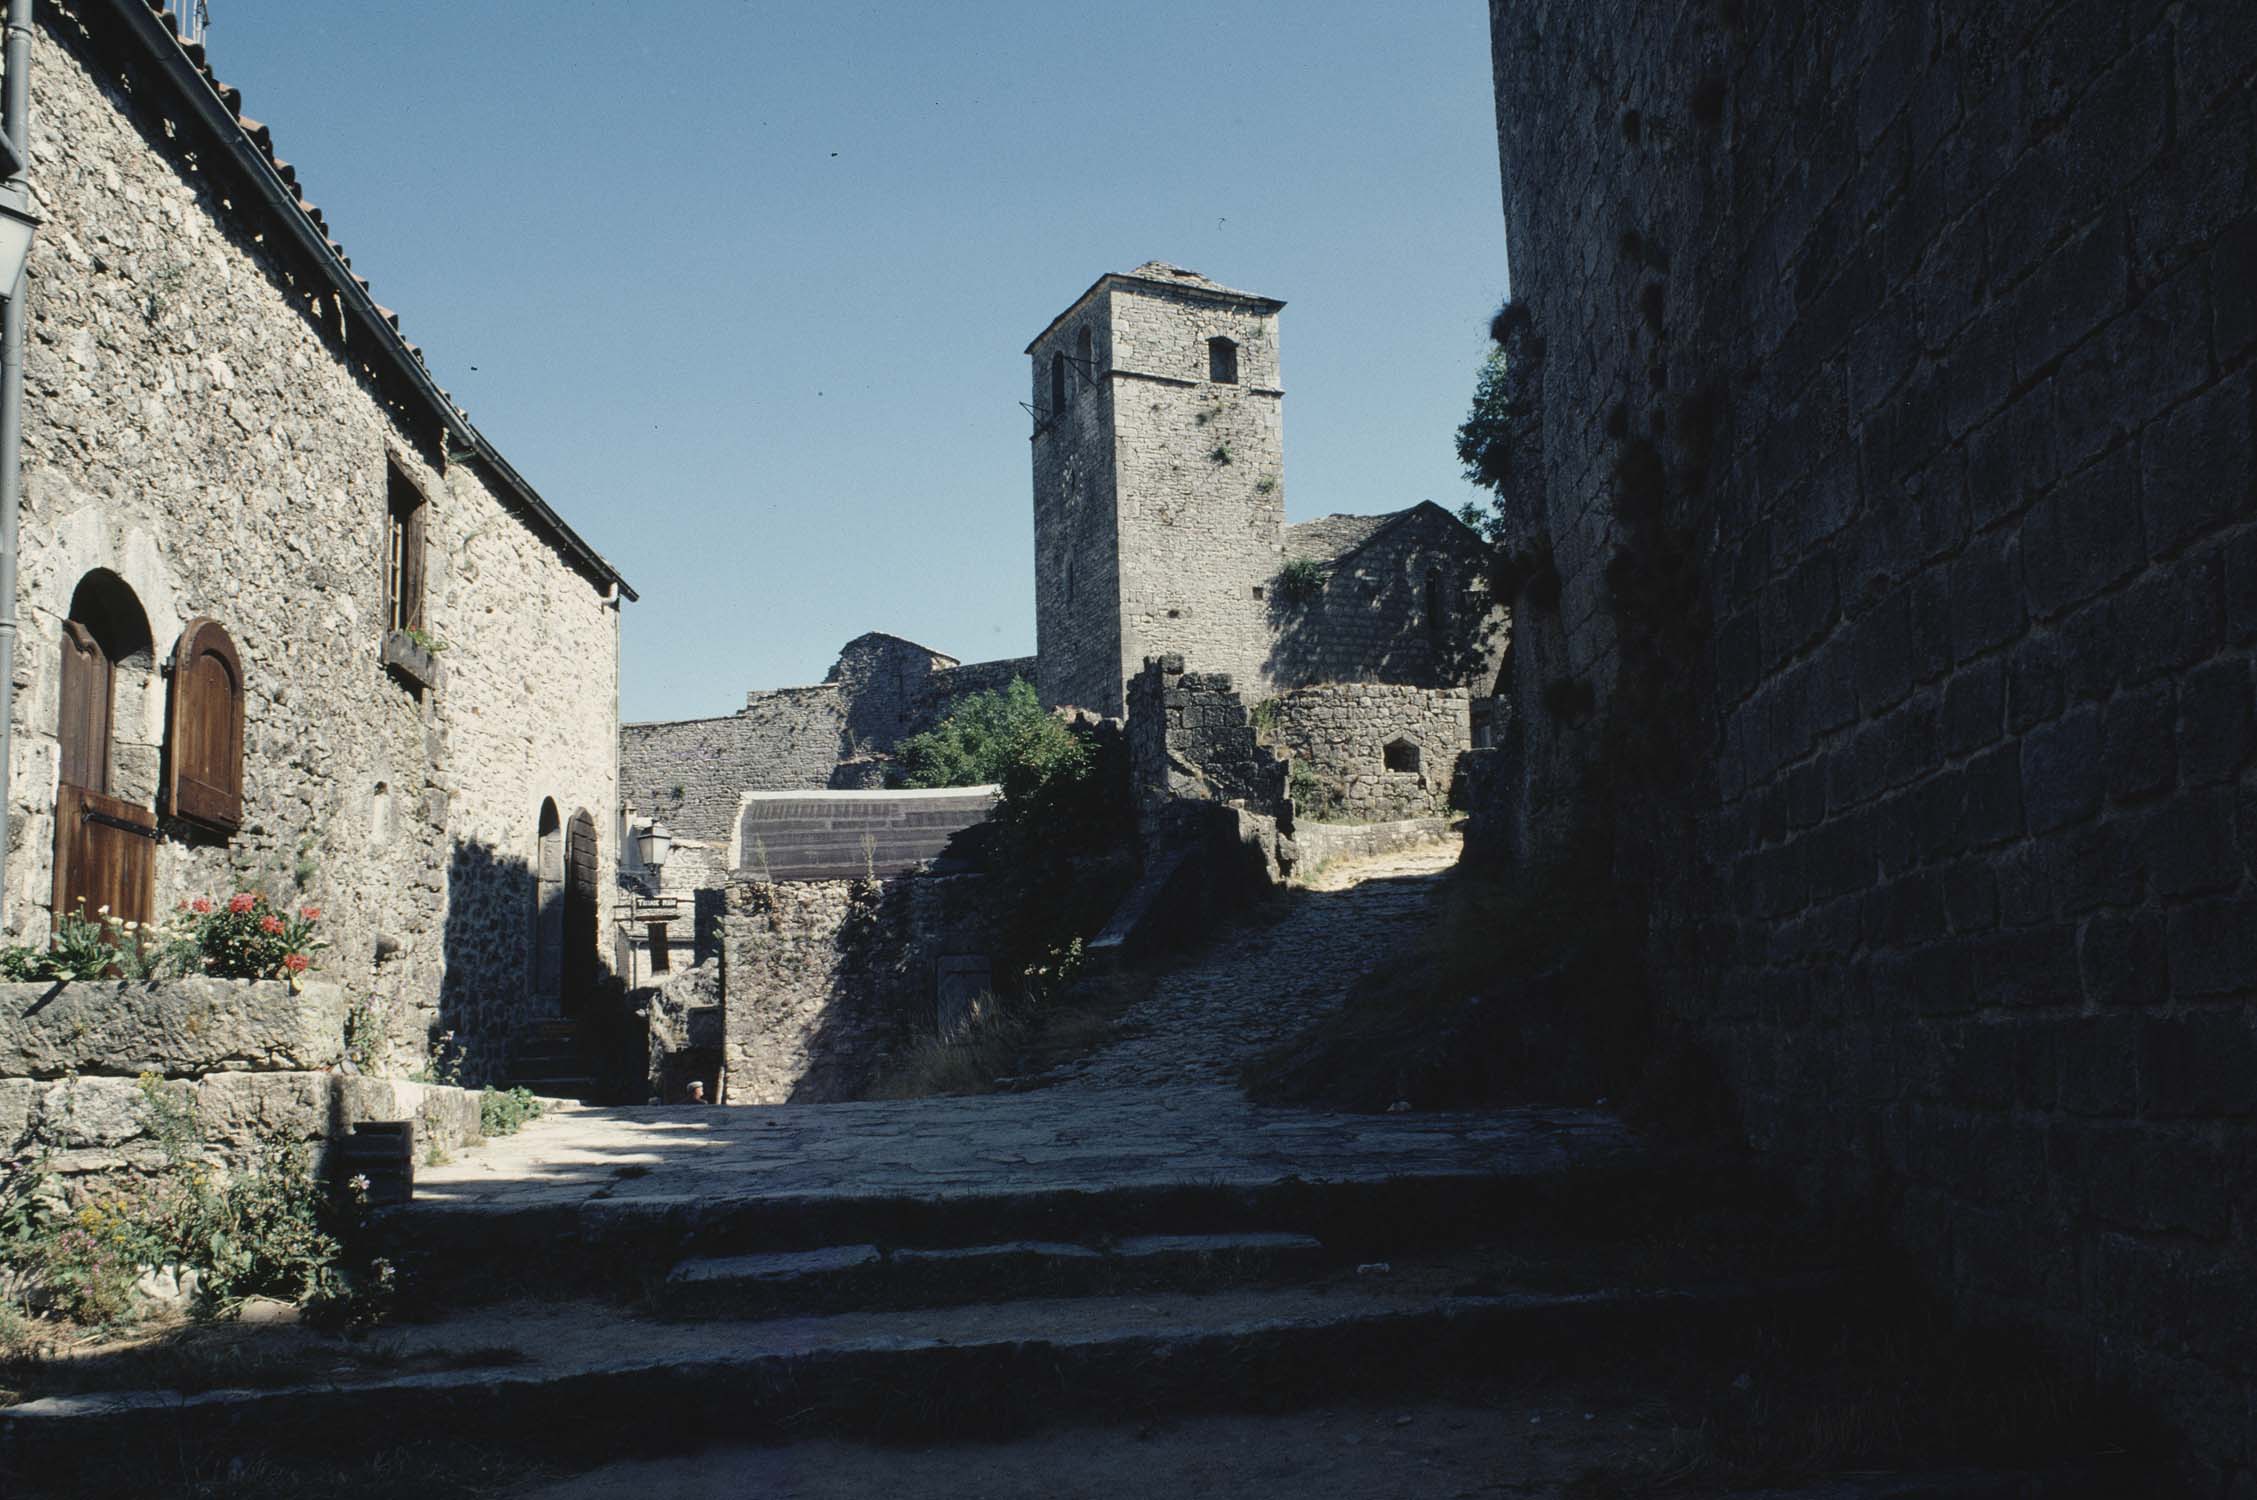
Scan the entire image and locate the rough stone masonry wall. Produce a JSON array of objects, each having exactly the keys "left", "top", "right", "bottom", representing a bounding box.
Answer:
[
  {"left": 1489, "top": 0, "right": 2257, "bottom": 1483},
  {"left": 0, "top": 978, "right": 480, "bottom": 1185},
  {"left": 1270, "top": 684, "right": 1472, "bottom": 822},
  {"left": 717, "top": 874, "right": 991, "bottom": 1104},
  {"left": 1030, "top": 294, "right": 1125, "bottom": 715},
  {"left": 1125, "top": 655, "right": 1290, "bottom": 848},
  {"left": 25, "top": 8, "right": 621, "bottom": 1079},
  {"left": 1108, "top": 285, "right": 1287, "bottom": 711},
  {"left": 1268, "top": 508, "right": 1509, "bottom": 694},
  {"left": 622, "top": 687, "right": 848, "bottom": 846}
]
